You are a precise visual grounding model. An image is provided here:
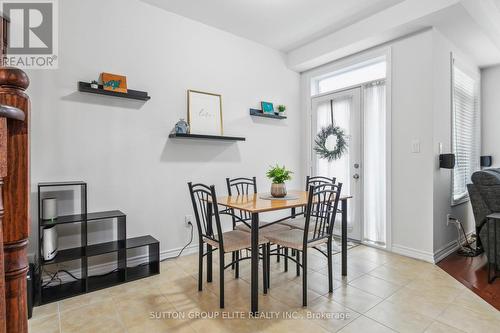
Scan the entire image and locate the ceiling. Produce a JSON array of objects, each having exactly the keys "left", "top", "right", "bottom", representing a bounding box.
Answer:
[
  {"left": 141, "top": 0, "right": 404, "bottom": 51},
  {"left": 425, "top": 4, "right": 500, "bottom": 67},
  {"left": 142, "top": 0, "right": 500, "bottom": 69}
]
